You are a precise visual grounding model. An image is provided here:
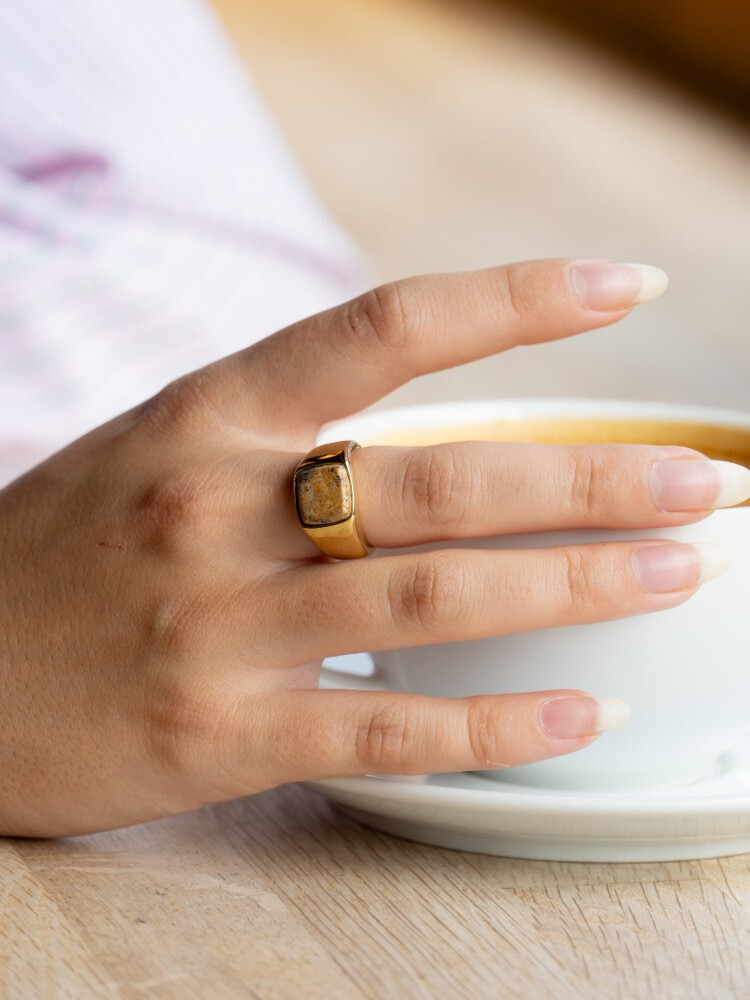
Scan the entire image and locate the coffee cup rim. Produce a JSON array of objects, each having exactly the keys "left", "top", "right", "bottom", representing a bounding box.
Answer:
[{"left": 322, "top": 397, "right": 750, "bottom": 442}]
